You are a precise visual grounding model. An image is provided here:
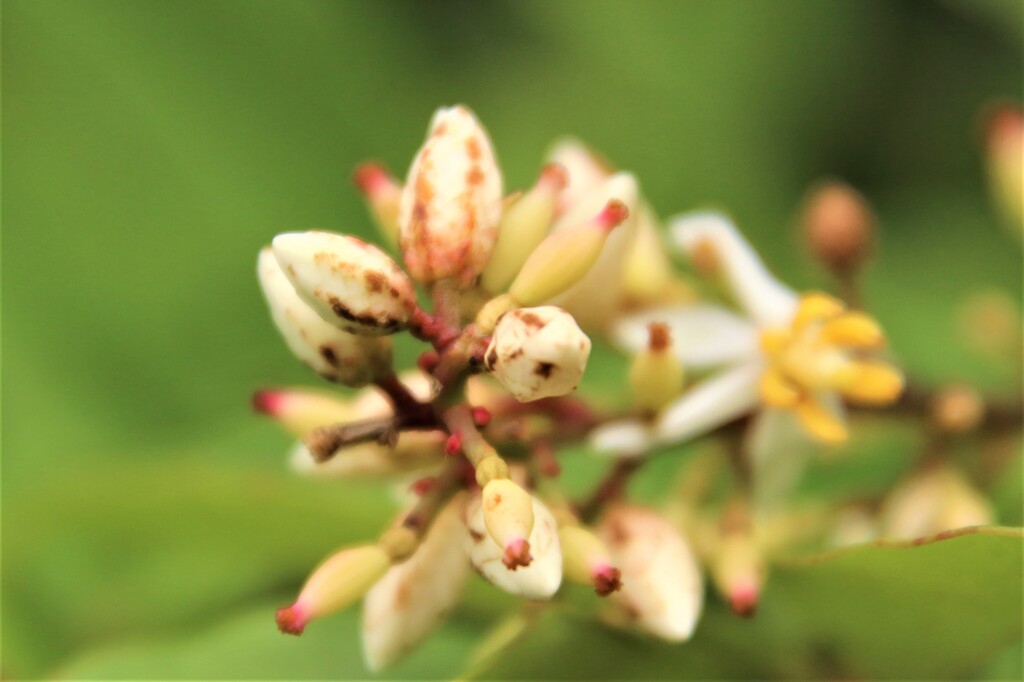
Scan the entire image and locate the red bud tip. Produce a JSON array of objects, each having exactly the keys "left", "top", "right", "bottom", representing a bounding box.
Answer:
[
  {"left": 592, "top": 564, "right": 623, "bottom": 596},
  {"left": 417, "top": 350, "right": 441, "bottom": 374},
  {"left": 252, "top": 389, "right": 283, "bottom": 416},
  {"left": 647, "top": 322, "right": 671, "bottom": 352},
  {"left": 276, "top": 604, "right": 308, "bottom": 635},
  {"left": 410, "top": 476, "right": 438, "bottom": 496},
  {"left": 471, "top": 406, "right": 493, "bottom": 427},
  {"left": 502, "top": 538, "right": 533, "bottom": 570},
  {"left": 444, "top": 433, "right": 463, "bottom": 457},
  {"left": 595, "top": 199, "right": 630, "bottom": 231},
  {"left": 729, "top": 582, "right": 759, "bottom": 618},
  {"left": 353, "top": 162, "right": 396, "bottom": 197},
  {"left": 539, "top": 162, "right": 568, "bottom": 191}
]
